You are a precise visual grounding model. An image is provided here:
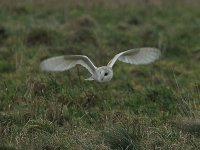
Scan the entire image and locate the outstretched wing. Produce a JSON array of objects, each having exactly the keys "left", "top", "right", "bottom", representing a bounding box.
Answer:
[
  {"left": 40, "top": 55, "right": 97, "bottom": 75},
  {"left": 107, "top": 47, "right": 161, "bottom": 67}
]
